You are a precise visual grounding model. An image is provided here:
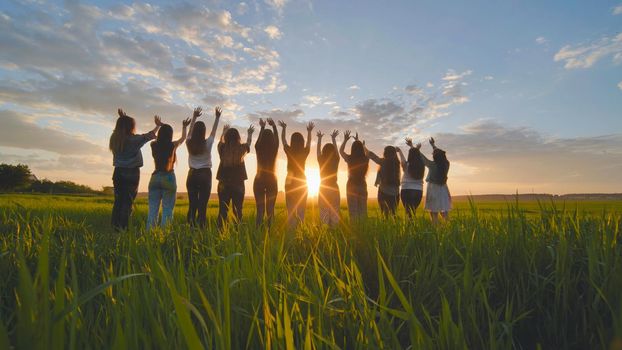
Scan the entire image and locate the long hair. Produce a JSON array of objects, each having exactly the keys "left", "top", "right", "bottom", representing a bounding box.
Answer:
[
  {"left": 187, "top": 121, "right": 206, "bottom": 155},
  {"left": 381, "top": 146, "right": 400, "bottom": 186},
  {"left": 407, "top": 148, "right": 425, "bottom": 180},
  {"left": 433, "top": 148, "right": 449, "bottom": 184},
  {"left": 290, "top": 132, "right": 305, "bottom": 153},
  {"left": 348, "top": 140, "right": 368, "bottom": 179},
  {"left": 152, "top": 124, "right": 175, "bottom": 167},
  {"left": 319, "top": 143, "right": 338, "bottom": 178},
  {"left": 255, "top": 128, "right": 275, "bottom": 155},
  {"left": 224, "top": 128, "right": 241, "bottom": 145},
  {"left": 109, "top": 115, "right": 136, "bottom": 153}
]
